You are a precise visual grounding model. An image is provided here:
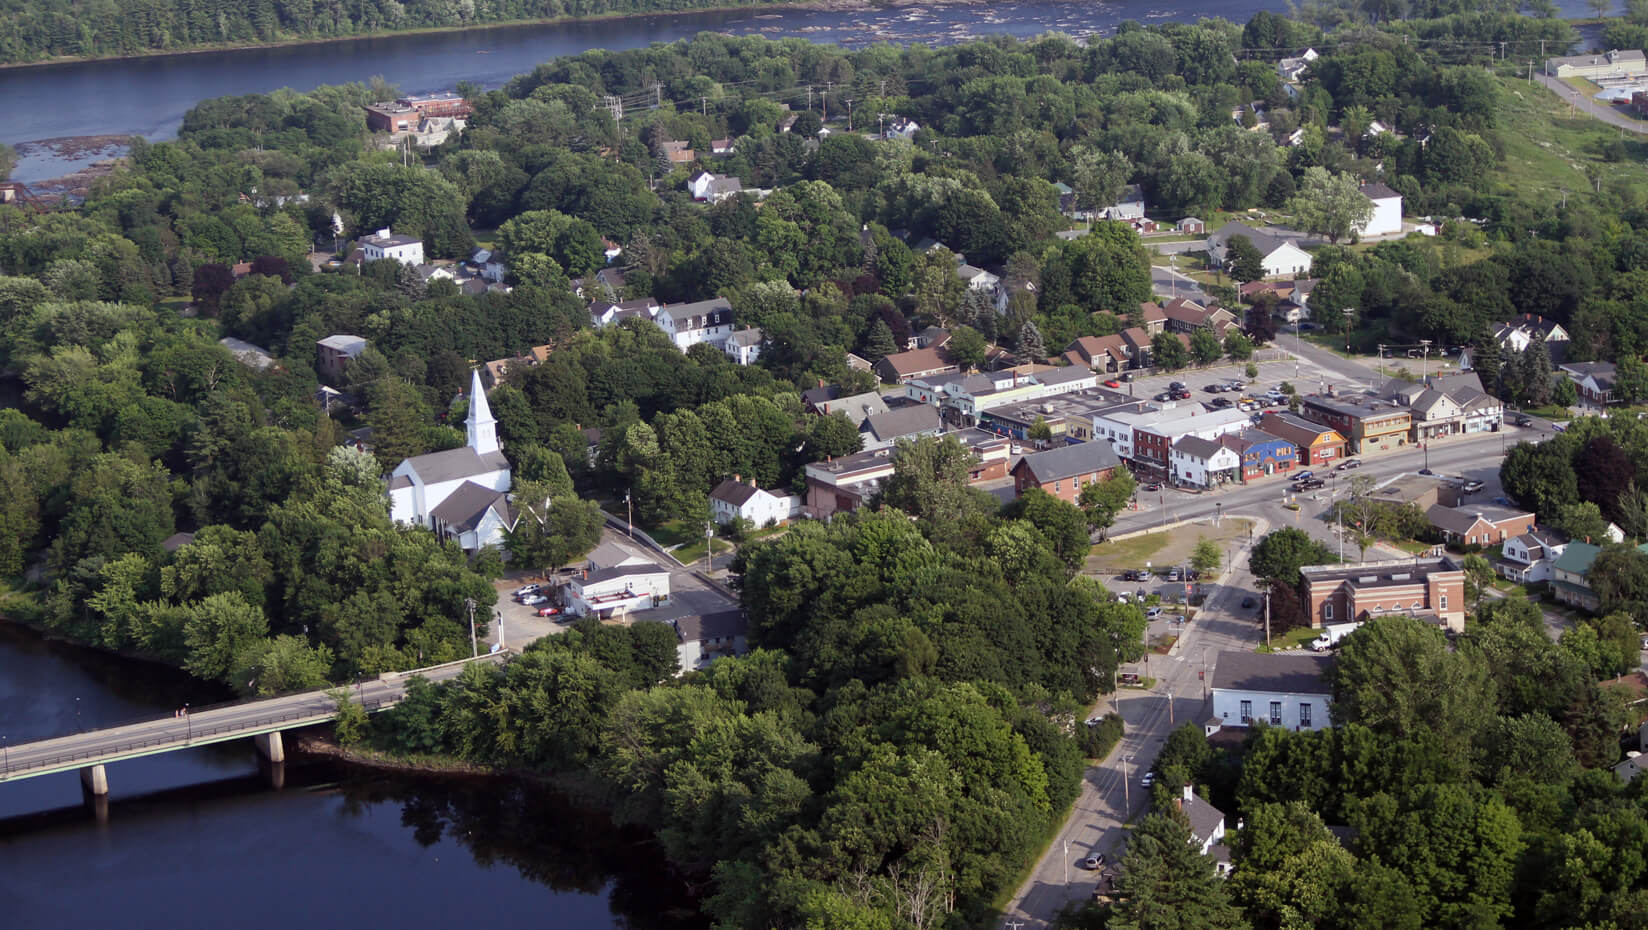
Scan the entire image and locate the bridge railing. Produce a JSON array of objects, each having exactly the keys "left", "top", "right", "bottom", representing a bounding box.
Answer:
[{"left": 0, "top": 698, "right": 384, "bottom": 779}]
